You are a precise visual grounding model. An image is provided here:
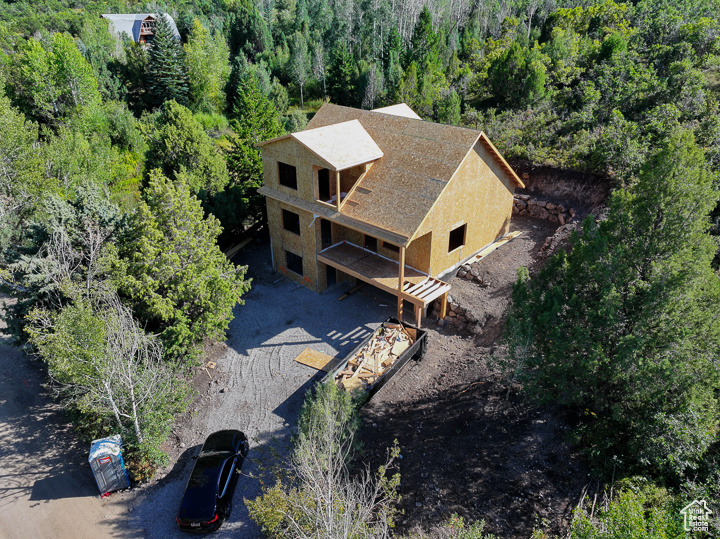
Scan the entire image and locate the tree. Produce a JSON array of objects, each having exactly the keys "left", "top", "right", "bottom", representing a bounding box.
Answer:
[
  {"left": 26, "top": 292, "right": 189, "bottom": 471},
  {"left": 406, "top": 6, "right": 439, "bottom": 70},
  {"left": 144, "top": 100, "right": 229, "bottom": 196},
  {"left": 0, "top": 93, "right": 43, "bottom": 257},
  {"left": 487, "top": 41, "right": 549, "bottom": 109},
  {"left": 288, "top": 32, "right": 311, "bottom": 108},
  {"left": 184, "top": 19, "right": 231, "bottom": 114},
  {"left": 311, "top": 39, "right": 327, "bottom": 98},
  {"left": 118, "top": 171, "right": 250, "bottom": 360},
  {"left": 219, "top": 71, "right": 285, "bottom": 230},
  {"left": 4, "top": 184, "right": 123, "bottom": 343},
  {"left": 147, "top": 13, "right": 189, "bottom": 107},
  {"left": 9, "top": 33, "right": 101, "bottom": 124},
  {"left": 505, "top": 130, "right": 720, "bottom": 482},
  {"left": 246, "top": 382, "right": 401, "bottom": 537},
  {"left": 328, "top": 43, "right": 357, "bottom": 106}
]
